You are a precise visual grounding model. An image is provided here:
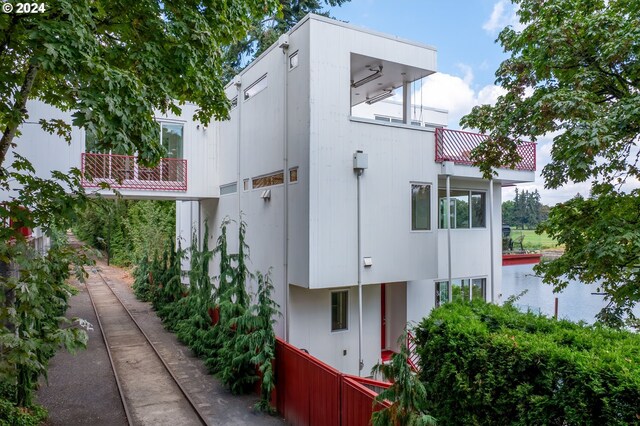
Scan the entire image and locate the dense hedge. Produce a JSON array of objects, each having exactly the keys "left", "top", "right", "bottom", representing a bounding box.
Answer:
[{"left": 415, "top": 301, "right": 640, "bottom": 425}]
